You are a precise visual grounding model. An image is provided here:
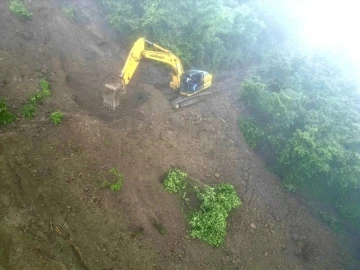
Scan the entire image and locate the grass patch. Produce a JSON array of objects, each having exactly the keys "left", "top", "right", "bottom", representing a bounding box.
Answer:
[
  {"left": 163, "top": 168, "right": 241, "bottom": 247},
  {"left": 49, "top": 111, "right": 64, "bottom": 125},
  {"left": 21, "top": 79, "right": 51, "bottom": 119},
  {"left": 102, "top": 168, "right": 123, "bottom": 192},
  {"left": 9, "top": 0, "right": 32, "bottom": 19},
  {"left": 21, "top": 104, "right": 36, "bottom": 119},
  {"left": 0, "top": 100, "right": 16, "bottom": 125},
  {"left": 40, "top": 79, "right": 51, "bottom": 97}
]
